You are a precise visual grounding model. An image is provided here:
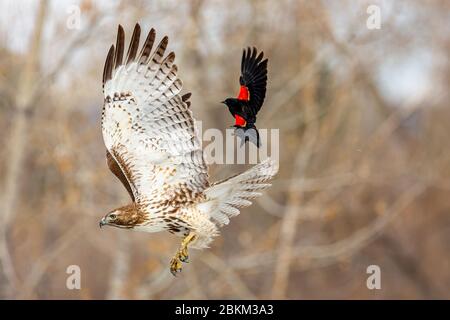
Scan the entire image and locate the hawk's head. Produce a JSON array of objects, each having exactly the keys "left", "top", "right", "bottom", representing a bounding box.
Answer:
[{"left": 99, "top": 203, "right": 145, "bottom": 229}]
